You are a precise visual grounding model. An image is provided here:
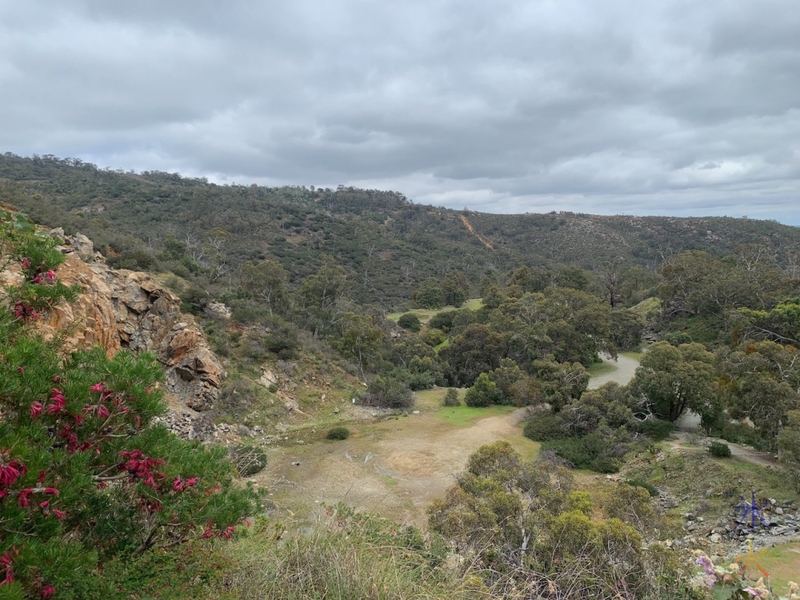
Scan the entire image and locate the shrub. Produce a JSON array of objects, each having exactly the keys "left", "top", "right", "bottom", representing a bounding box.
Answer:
[
  {"left": 523, "top": 412, "right": 567, "bottom": 441},
  {"left": 428, "top": 310, "right": 458, "bottom": 333},
  {"left": 397, "top": 312, "right": 422, "bottom": 332},
  {"left": 625, "top": 478, "right": 660, "bottom": 497},
  {"left": 263, "top": 319, "right": 300, "bottom": 359},
  {"left": 230, "top": 444, "right": 268, "bottom": 476},
  {"left": 0, "top": 214, "right": 258, "bottom": 597},
  {"left": 106, "top": 249, "right": 156, "bottom": 271},
  {"left": 464, "top": 373, "right": 502, "bottom": 407},
  {"left": 420, "top": 327, "right": 446, "bottom": 347},
  {"left": 326, "top": 427, "right": 351, "bottom": 441},
  {"left": 639, "top": 418, "right": 675, "bottom": 441},
  {"left": 365, "top": 376, "right": 413, "bottom": 409},
  {"left": 720, "top": 422, "right": 771, "bottom": 451},
  {"left": 542, "top": 433, "right": 622, "bottom": 473},
  {"left": 180, "top": 283, "right": 209, "bottom": 315},
  {"left": 709, "top": 441, "right": 732, "bottom": 458},
  {"left": 443, "top": 388, "right": 460, "bottom": 407}
]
